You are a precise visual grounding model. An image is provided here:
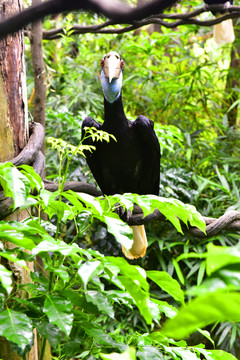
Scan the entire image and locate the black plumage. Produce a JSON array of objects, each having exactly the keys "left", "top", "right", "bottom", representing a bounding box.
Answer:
[
  {"left": 204, "top": 0, "right": 233, "bottom": 12},
  {"left": 82, "top": 51, "right": 161, "bottom": 259}
]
